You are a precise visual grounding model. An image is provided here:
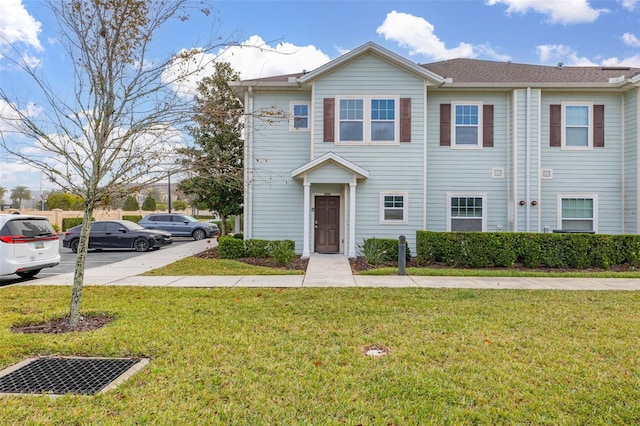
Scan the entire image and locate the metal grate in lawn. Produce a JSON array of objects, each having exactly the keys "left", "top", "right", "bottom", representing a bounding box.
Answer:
[{"left": 0, "top": 356, "right": 148, "bottom": 395}]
